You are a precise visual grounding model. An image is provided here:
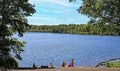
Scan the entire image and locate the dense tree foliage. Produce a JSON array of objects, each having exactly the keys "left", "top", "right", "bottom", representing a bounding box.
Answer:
[
  {"left": 70, "top": 0, "right": 120, "bottom": 25},
  {"left": 70, "top": 0, "right": 120, "bottom": 34},
  {"left": 69, "top": 0, "right": 76, "bottom": 2},
  {"left": 0, "top": 0, "right": 35, "bottom": 68},
  {"left": 29, "top": 24, "right": 120, "bottom": 36},
  {"left": 79, "top": 0, "right": 119, "bottom": 25}
]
